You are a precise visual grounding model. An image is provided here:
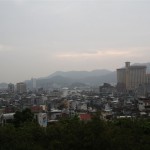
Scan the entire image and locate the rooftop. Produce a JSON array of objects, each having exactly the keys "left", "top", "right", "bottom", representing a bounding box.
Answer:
[{"left": 117, "top": 65, "right": 146, "bottom": 70}]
